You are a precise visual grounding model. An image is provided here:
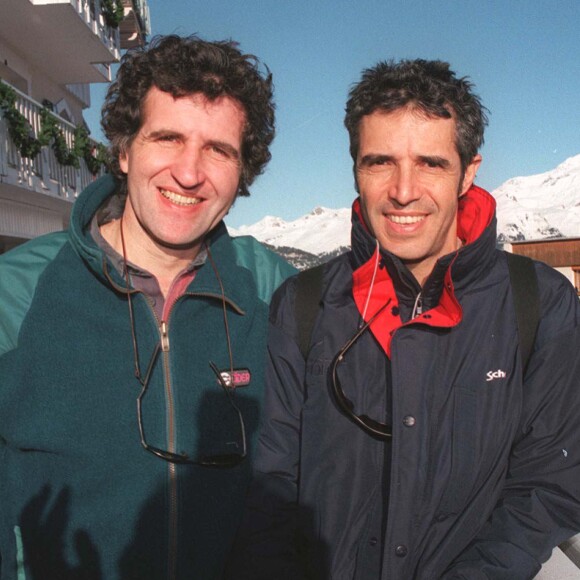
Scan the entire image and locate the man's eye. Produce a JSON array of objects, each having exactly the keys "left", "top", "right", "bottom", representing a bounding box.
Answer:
[
  {"left": 208, "top": 145, "right": 239, "bottom": 162},
  {"left": 422, "top": 158, "right": 446, "bottom": 169},
  {"left": 151, "top": 134, "right": 180, "bottom": 144},
  {"left": 361, "top": 157, "right": 391, "bottom": 169},
  {"left": 371, "top": 156, "right": 392, "bottom": 166}
]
